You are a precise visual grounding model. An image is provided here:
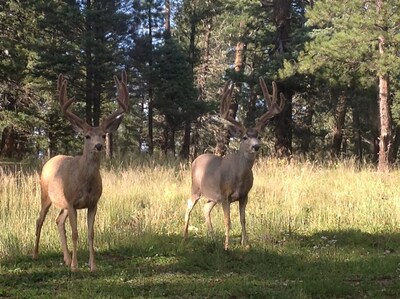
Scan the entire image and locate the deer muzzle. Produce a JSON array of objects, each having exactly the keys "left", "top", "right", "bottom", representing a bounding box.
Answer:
[
  {"left": 95, "top": 144, "right": 103, "bottom": 151},
  {"left": 252, "top": 144, "right": 261, "bottom": 152}
]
